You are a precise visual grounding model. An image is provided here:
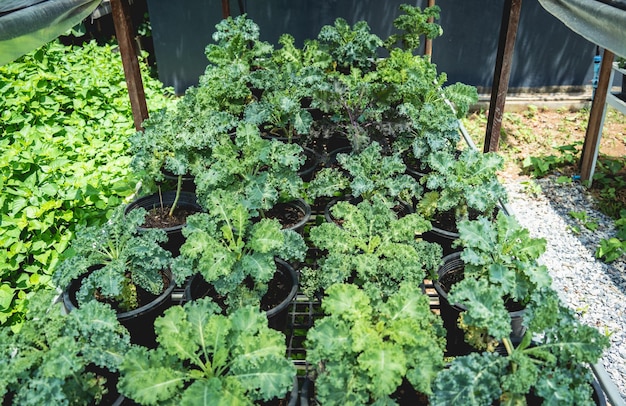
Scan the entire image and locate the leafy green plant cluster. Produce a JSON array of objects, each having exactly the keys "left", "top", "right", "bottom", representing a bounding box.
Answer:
[
  {"left": 52, "top": 206, "right": 173, "bottom": 312},
  {"left": 447, "top": 212, "right": 553, "bottom": 348},
  {"left": 307, "top": 141, "right": 420, "bottom": 205},
  {"left": 418, "top": 148, "right": 507, "bottom": 222},
  {"left": 300, "top": 197, "right": 441, "bottom": 301},
  {"left": 521, "top": 143, "right": 580, "bottom": 177},
  {"left": 317, "top": 18, "right": 383, "bottom": 71},
  {"left": 306, "top": 283, "right": 446, "bottom": 405},
  {"left": 596, "top": 209, "right": 626, "bottom": 262},
  {"left": 0, "top": 290, "right": 131, "bottom": 405},
  {"left": 118, "top": 297, "right": 296, "bottom": 405},
  {"left": 172, "top": 196, "right": 306, "bottom": 309},
  {"left": 0, "top": 40, "right": 174, "bottom": 328},
  {"left": 431, "top": 298, "right": 610, "bottom": 406},
  {"left": 192, "top": 123, "right": 305, "bottom": 216},
  {"left": 592, "top": 156, "right": 626, "bottom": 218},
  {"left": 383, "top": 4, "right": 443, "bottom": 52}
]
